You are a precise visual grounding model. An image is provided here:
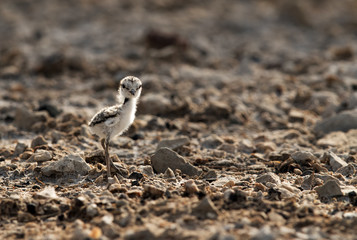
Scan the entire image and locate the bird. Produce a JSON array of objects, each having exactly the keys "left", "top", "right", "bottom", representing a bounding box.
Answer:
[{"left": 89, "top": 76, "right": 142, "bottom": 178}]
